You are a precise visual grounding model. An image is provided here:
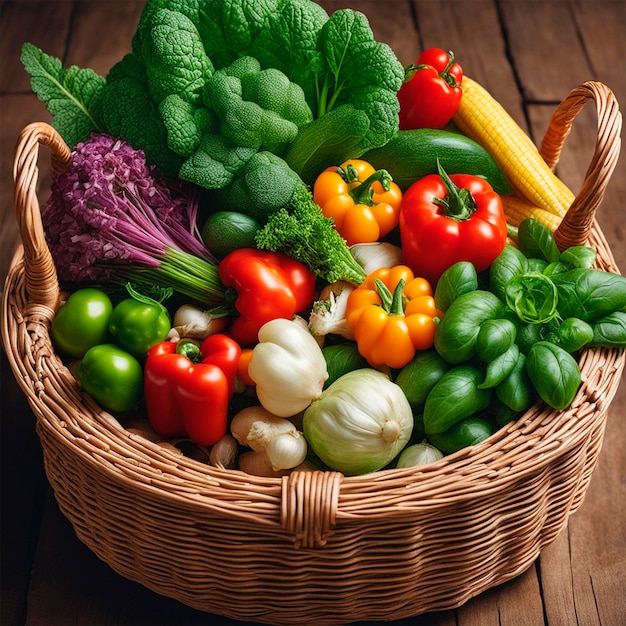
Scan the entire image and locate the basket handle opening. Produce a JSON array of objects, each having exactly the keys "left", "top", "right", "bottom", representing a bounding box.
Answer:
[
  {"left": 540, "top": 81, "right": 622, "bottom": 251},
  {"left": 13, "top": 122, "right": 72, "bottom": 312}
]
